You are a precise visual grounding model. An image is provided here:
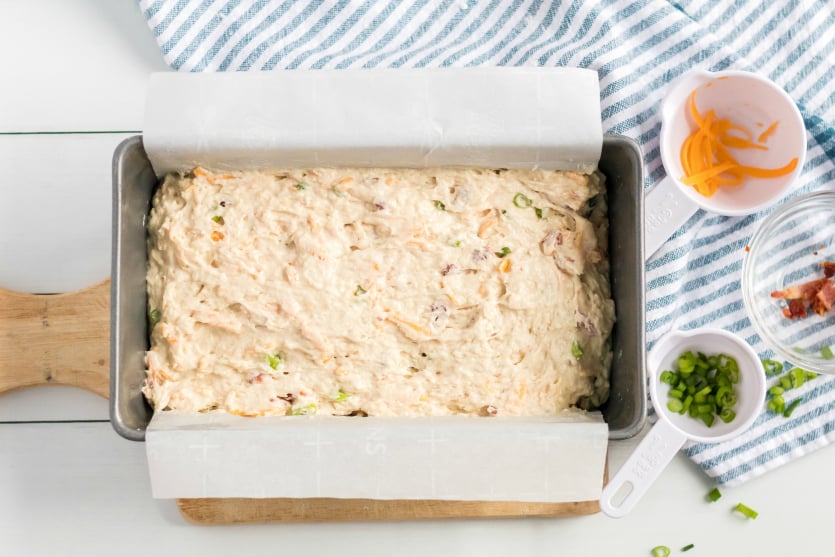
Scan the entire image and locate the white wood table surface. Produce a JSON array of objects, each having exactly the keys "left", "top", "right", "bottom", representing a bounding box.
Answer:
[{"left": 1, "top": 1, "right": 832, "bottom": 555}]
